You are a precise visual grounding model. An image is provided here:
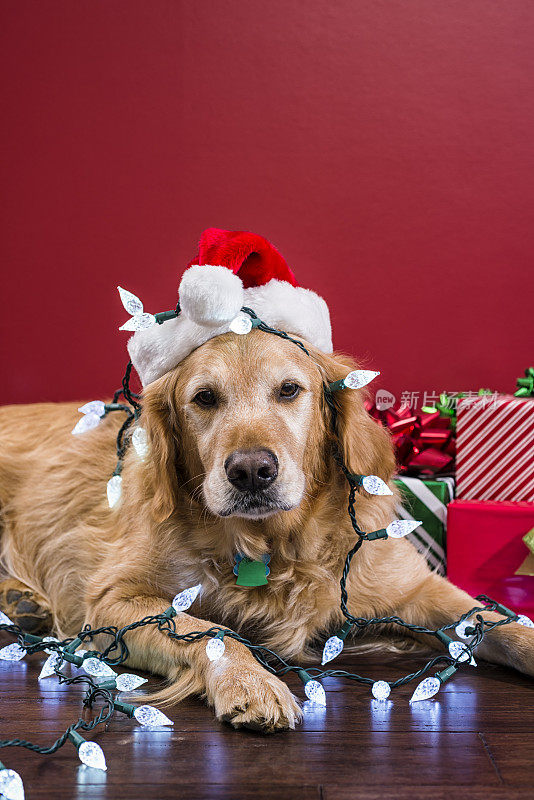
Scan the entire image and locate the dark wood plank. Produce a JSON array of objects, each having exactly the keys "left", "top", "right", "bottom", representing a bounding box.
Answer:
[
  {"left": 324, "top": 789, "right": 534, "bottom": 800},
  {"left": 0, "top": 730, "right": 500, "bottom": 788},
  {"left": 16, "top": 788, "right": 322, "bottom": 800},
  {"left": 481, "top": 734, "right": 534, "bottom": 786}
]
